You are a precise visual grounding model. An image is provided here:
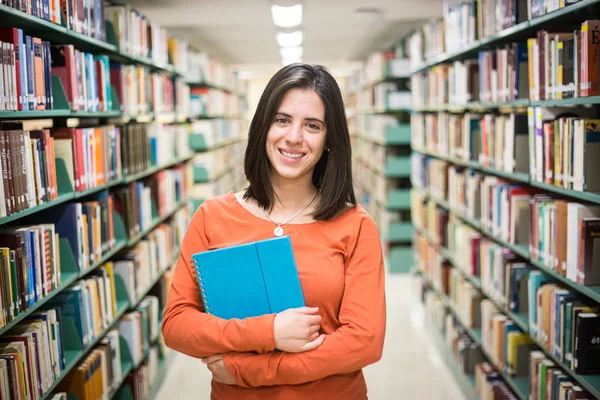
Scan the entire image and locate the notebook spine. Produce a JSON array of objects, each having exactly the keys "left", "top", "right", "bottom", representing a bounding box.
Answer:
[{"left": 193, "top": 259, "right": 210, "bottom": 314}]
